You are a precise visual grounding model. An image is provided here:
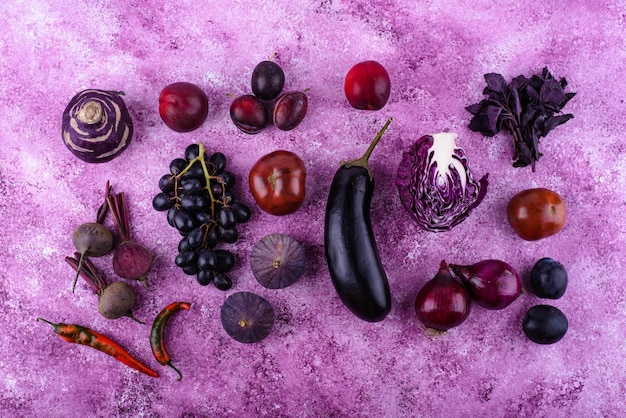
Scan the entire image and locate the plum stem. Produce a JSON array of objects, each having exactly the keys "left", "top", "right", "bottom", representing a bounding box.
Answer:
[{"left": 342, "top": 117, "right": 392, "bottom": 179}]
